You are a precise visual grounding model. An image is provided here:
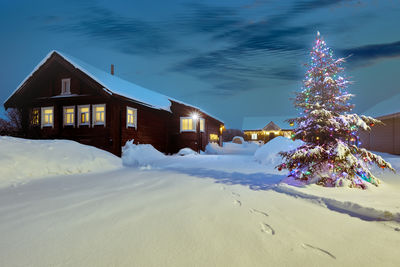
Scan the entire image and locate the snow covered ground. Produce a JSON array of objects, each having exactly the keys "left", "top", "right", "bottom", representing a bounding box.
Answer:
[
  {"left": 0, "top": 137, "right": 122, "bottom": 188},
  {"left": 1, "top": 137, "right": 400, "bottom": 266}
]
